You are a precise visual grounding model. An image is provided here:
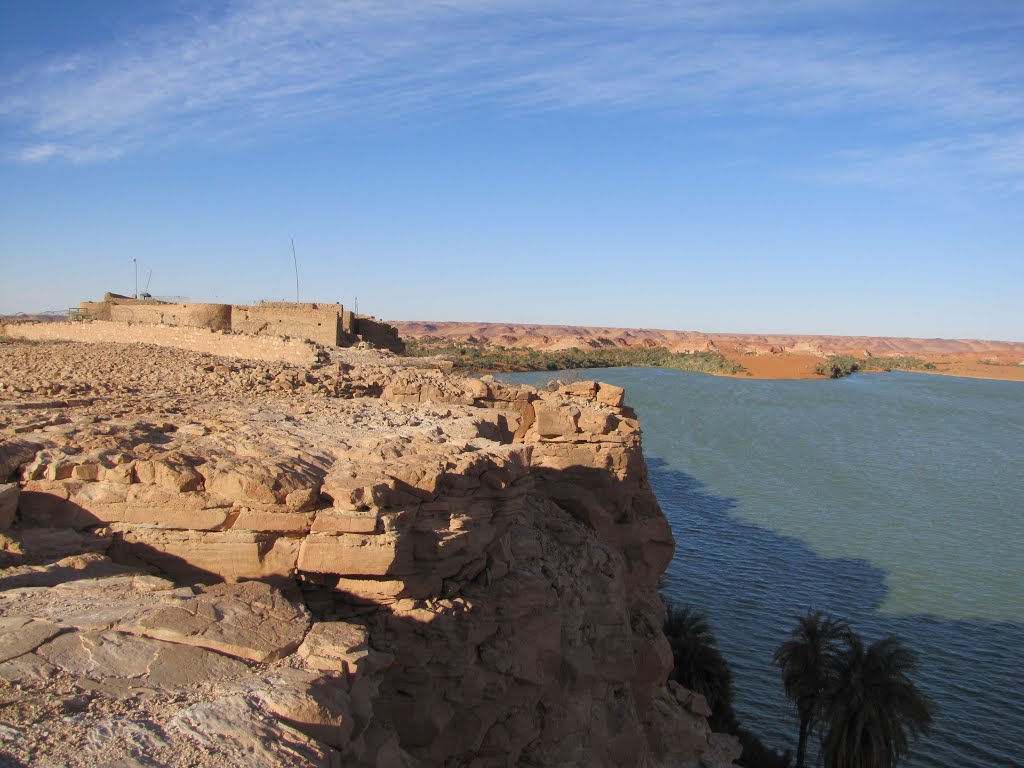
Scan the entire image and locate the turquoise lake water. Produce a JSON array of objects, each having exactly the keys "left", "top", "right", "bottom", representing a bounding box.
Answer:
[{"left": 502, "top": 369, "right": 1023, "bottom": 767}]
